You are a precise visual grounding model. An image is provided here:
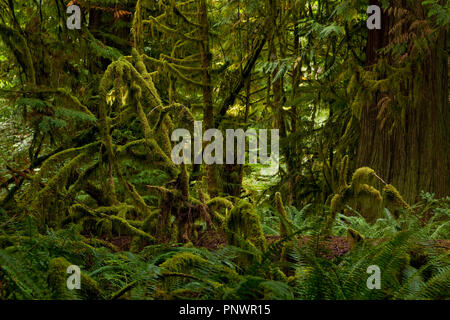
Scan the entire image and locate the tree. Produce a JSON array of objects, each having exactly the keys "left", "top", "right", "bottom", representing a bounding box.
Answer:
[{"left": 356, "top": 0, "right": 449, "bottom": 203}]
